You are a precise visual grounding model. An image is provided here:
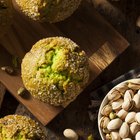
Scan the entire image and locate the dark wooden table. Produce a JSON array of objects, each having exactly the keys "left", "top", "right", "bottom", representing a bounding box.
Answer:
[{"left": 1, "top": 0, "right": 140, "bottom": 139}]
